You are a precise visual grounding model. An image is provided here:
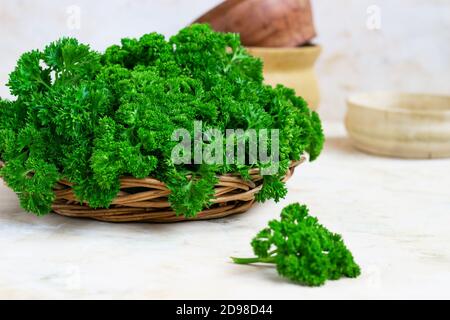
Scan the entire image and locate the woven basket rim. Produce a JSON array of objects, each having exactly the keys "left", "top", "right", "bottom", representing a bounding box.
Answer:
[{"left": 0, "top": 157, "right": 305, "bottom": 223}]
